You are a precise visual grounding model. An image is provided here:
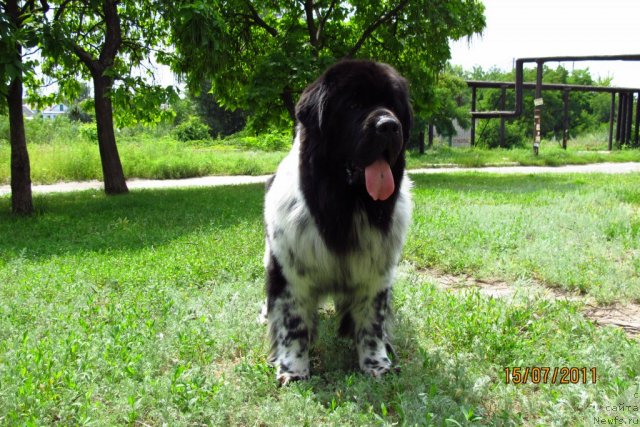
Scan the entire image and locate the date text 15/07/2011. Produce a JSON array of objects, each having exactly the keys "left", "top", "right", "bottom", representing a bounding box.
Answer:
[{"left": 504, "top": 367, "right": 597, "bottom": 385}]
